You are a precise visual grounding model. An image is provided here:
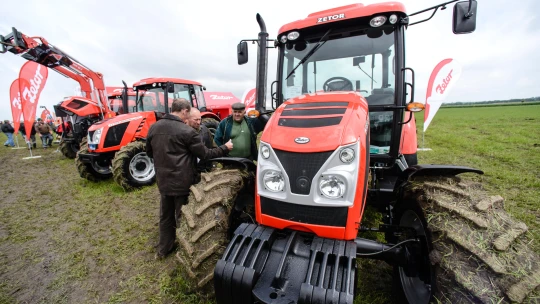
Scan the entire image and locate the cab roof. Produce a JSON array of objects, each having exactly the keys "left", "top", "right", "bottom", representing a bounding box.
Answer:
[
  {"left": 132, "top": 77, "right": 202, "bottom": 87},
  {"left": 278, "top": 2, "right": 407, "bottom": 35}
]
